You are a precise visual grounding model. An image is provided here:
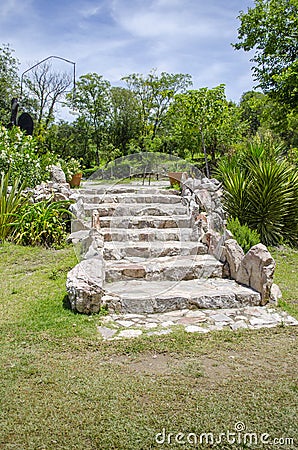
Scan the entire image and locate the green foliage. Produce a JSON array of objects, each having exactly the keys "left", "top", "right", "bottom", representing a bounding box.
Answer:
[
  {"left": 122, "top": 69, "right": 192, "bottom": 141},
  {"left": 234, "top": 0, "right": 298, "bottom": 108},
  {"left": 109, "top": 87, "right": 142, "bottom": 154},
  {"left": 83, "top": 166, "right": 100, "bottom": 177},
  {"left": 13, "top": 199, "right": 72, "bottom": 248},
  {"left": 239, "top": 90, "right": 298, "bottom": 148},
  {"left": 0, "top": 44, "right": 20, "bottom": 124},
  {"left": 227, "top": 217, "right": 260, "bottom": 253},
  {"left": 68, "top": 73, "right": 111, "bottom": 165},
  {"left": 216, "top": 141, "right": 298, "bottom": 246},
  {"left": 171, "top": 181, "right": 181, "bottom": 192},
  {"left": 288, "top": 147, "right": 298, "bottom": 167},
  {"left": 58, "top": 157, "right": 82, "bottom": 182},
  {"left": 168, "top": 85, "right": 246, "bottom": 175},
  {"left": 0, "top": 172, "right": 27, "bottom": 241},
  {"left": 0, "top": 125, "right": 56, "bottom": 187}
]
